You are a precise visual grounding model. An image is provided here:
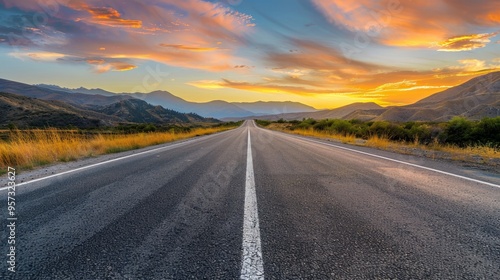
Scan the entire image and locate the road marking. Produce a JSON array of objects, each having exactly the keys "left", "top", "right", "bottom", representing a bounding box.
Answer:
[
  {"left": 240, "top": 129, "right": 264, "bottom": 280},
  {"left": 0, "top": 129, "right": 235, "bottom": 191},
  {"left": 262, "top": 127, "right": 500, "bottom": 189}
]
